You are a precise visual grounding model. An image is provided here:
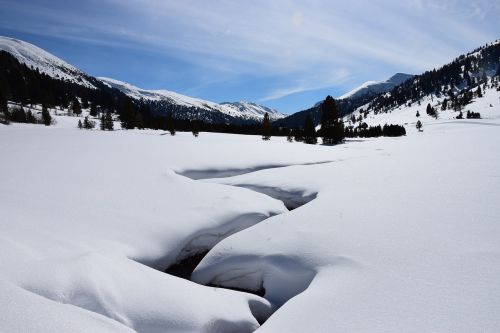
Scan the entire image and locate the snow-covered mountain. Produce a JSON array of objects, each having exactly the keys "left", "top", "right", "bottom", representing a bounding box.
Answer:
[
  {"left": 221, "top": 101, "right": 284, "bottom": 121},
  {"left": 339, "top": 73, "right": 414, "bottom": 100},
  {"left": 0, "top": 36, "right": 284, "bottom": 124},
  {"left": 345, "top": 40, "right": 500, "bottom": 128},
  {"left": 275, "top": 73, "right": 415, "bottom": 128},
  {"left": 98, "top": 77, "right": 284, "bottom": 123},
  {"left": 0, "top": 36, "right": 96, "bottom": 89}
]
